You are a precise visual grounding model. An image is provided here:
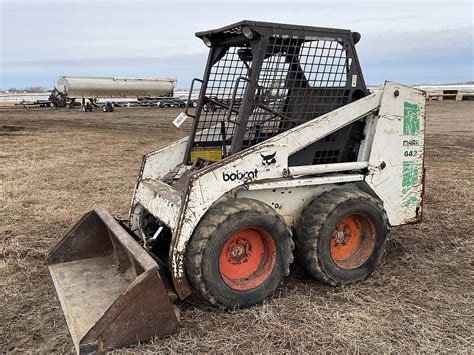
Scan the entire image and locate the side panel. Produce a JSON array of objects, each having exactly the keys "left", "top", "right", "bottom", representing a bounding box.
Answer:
[
  {"left": 128, "top": 137, "right": 189, "bottom": 236},
  {"left": 236, "top": 184, "right": 346, "bottom": 227},
  {"left": 129, "top": 126, "right": 239, "bottom": 236},
  {"left": 141, "top": 136, "right": 189, "bottom": 180},
  {"left": 366, "top": 82, "right": 425, "bottom": 225}
]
